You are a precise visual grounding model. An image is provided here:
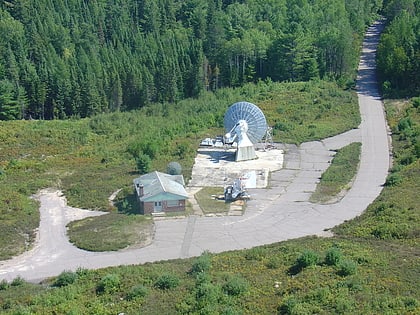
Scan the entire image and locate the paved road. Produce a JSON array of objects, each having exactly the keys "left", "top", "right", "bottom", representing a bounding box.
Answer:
[{"left": 0, "top": 20, "right": 389, "bottom": 283}]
